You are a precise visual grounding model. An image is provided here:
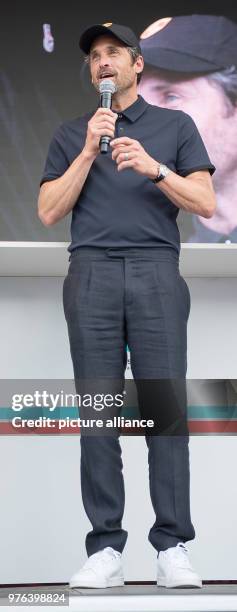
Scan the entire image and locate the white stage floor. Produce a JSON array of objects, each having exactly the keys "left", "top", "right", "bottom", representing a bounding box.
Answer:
[{"left": 0, "top": 584, "right": 237, "bottom": 612}]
